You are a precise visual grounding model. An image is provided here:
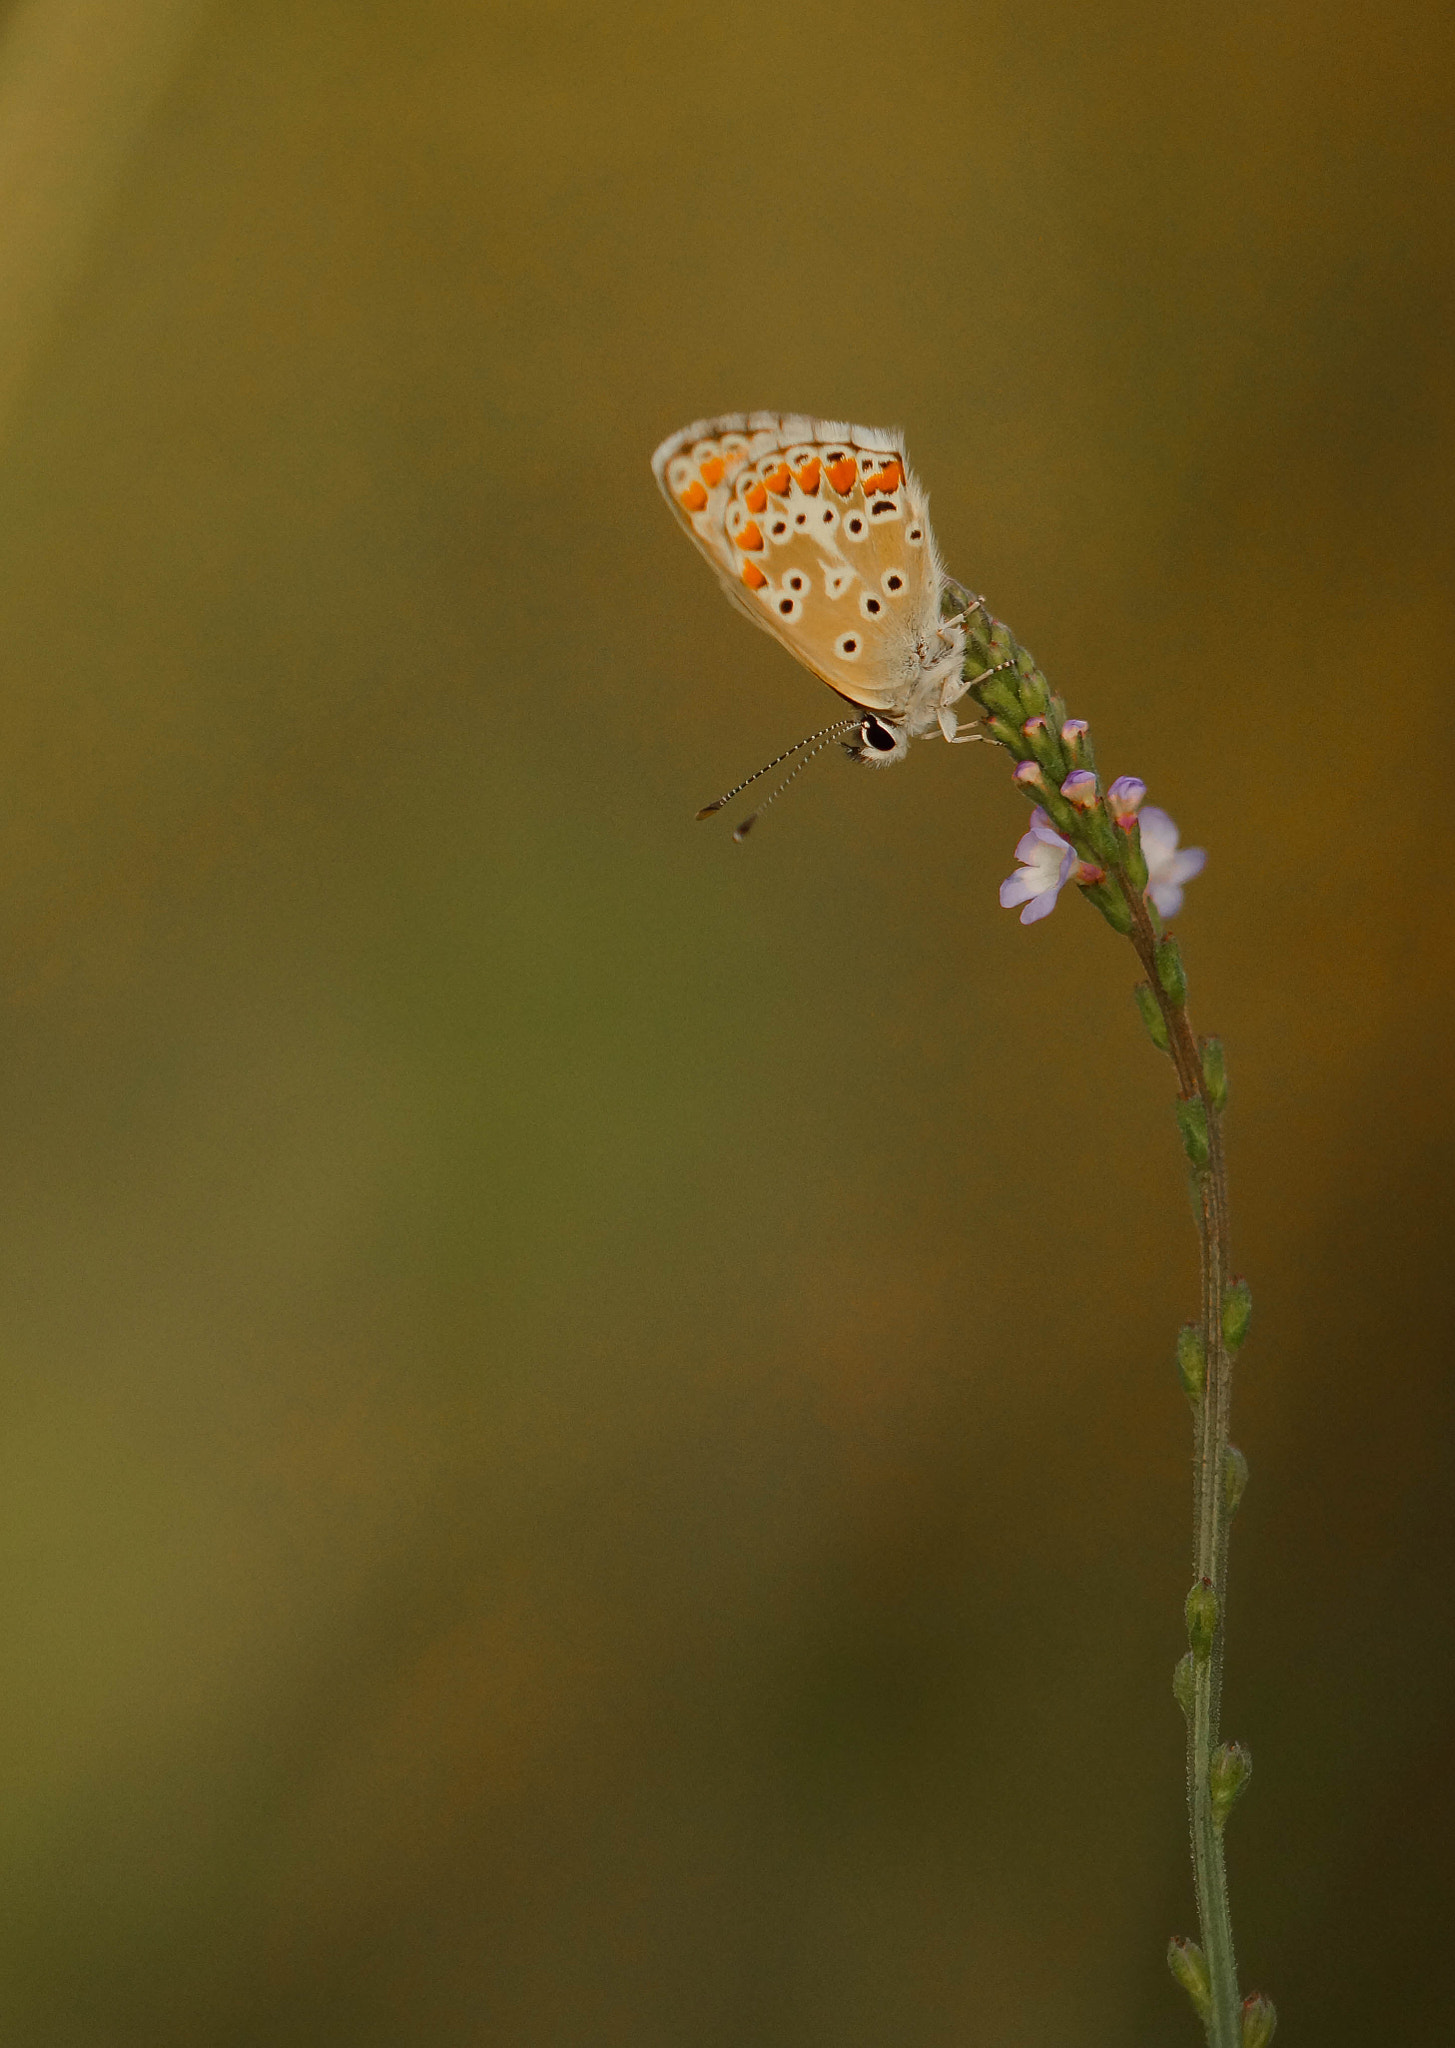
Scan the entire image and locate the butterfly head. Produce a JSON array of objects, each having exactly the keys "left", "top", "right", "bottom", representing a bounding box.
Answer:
[{"left": 848, "top": 714, "right": 911, "bottom": 766}]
